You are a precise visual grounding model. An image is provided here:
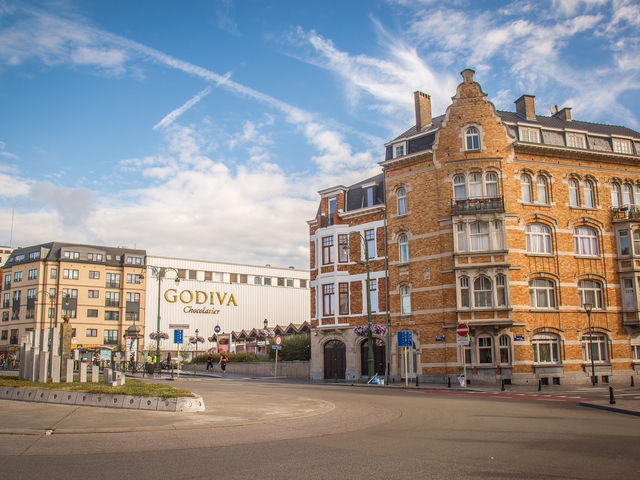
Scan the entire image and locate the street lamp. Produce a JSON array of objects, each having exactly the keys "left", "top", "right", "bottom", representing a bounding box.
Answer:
[
  {"left": 342, "top": 231, "right": 375, "bottom": 380},
  {"left": 584, "top": 302, "right": 596, "bottom": 386},
  {"left": 194, "top": 328, "right": 199, "bottom": 376},
  {"left": 148, "top": 266, "right": 180, "bottom": 373}
]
